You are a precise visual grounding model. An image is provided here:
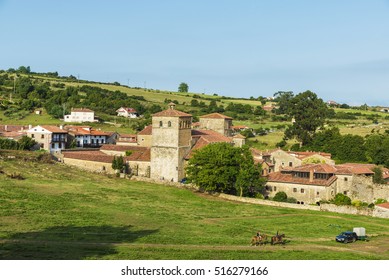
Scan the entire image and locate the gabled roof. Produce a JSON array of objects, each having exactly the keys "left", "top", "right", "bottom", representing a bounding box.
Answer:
[
  {"left": 152, "top": 108, "right": 192, "bottom": 117},
  {"left": 65, "top": 126, "right": 109, "bottom": 136},
  {"left": 268, "top": 172, "right": 337, "bottom": 186},
  {"left": 233, "top": 134, "right": 246, "bottom": 139},
  {"left": 335, "top": 163, "right": 375, "bottom": 175},
  {"left": 291, "top": 163, "right": 338, "bottom": 174},
  {"left": 376, "top": 202, "right": 389, "bottom": 210},
  {"left": 199, "top": 113, "right": 232, "bottom": 120},
  {"left": 39, "top": 125, "right": 67, "bottom": 133},
  {"left": 138, "top": 125, "right": 152, "bottom": 135},
  {"left": 62, "top": 151, "right": 117, "bottom": 163},
  {"left": 127, "top": 148, "right": 151, "bottom": 162},
  {"left": 116, "top": 107, "right": 137, "bottom": 113},
  {"left": 186, "top": 130, "right": 232, "bottom": 159},
  {"left": 100, "top": 144, "right": 148, "bottom": 152},
  {"left": 0, "top": 125, "right": 29, "bottom": 132},
  {"left": 71, "top": 108, "right": 94, "bottom": 113}
]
